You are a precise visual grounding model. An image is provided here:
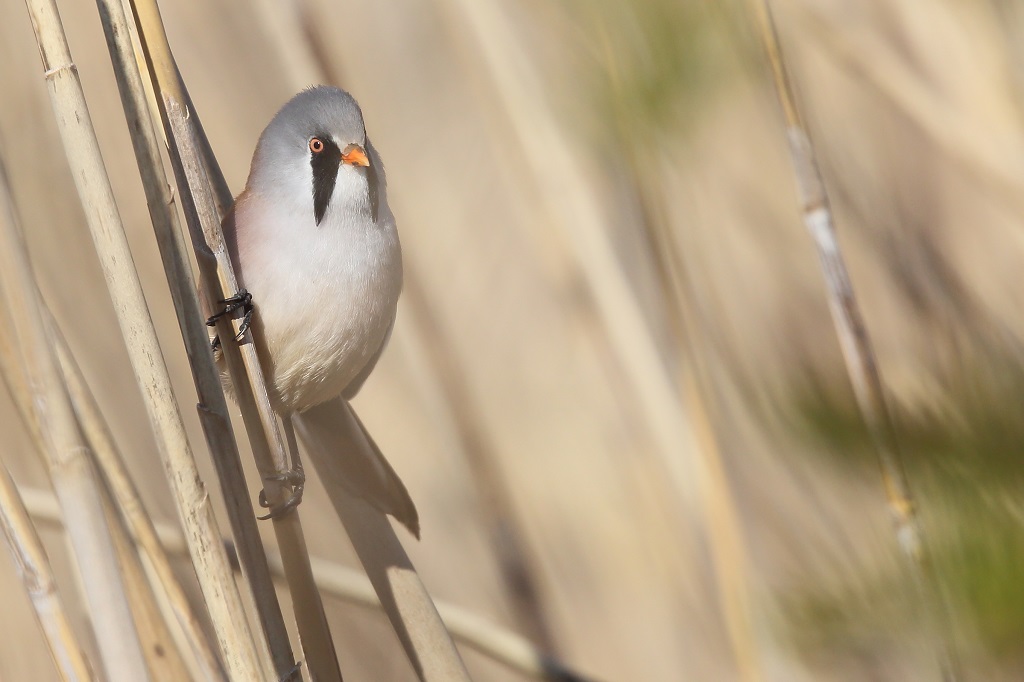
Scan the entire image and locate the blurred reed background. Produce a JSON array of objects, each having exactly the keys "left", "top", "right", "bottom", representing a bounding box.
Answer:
[{"left": 1, "top": 0, "right": 1023, "bottom": 679}]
